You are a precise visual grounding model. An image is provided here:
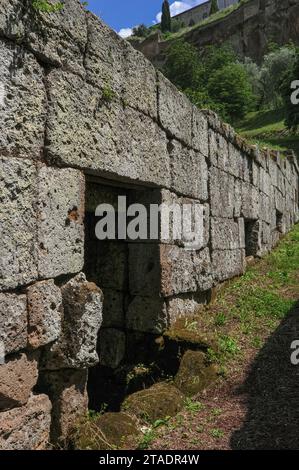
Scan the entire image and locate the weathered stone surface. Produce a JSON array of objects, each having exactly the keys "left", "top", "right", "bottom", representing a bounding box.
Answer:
[
  {"left": 73, "top": 412, "right": 141, "bottom": 450},
  {"left": 45, "top": 70, "right": 170, "bottom": 187},
  {"left": 0, "top": 40, "right": 46, "bottom": 160},
  {"left": 122, "top": 382, "right": 185, "bottom": 422},
  {"left": 169, "top": 139, "right": 208, "bottom": 200},
  {"left": 158, "top": 72, "right": 192, "bottom": 146},
  {"left": 175, "top": 350, "right": 218, "bottom": 396},
  {"left": 0, "top": 157, "right": 37, "bottom": 291},
  {"left": 102, "top": 289, "right": 125, "bottom": 329},
  {"left": 212, "top": 249, "right": 246, "bottom": 282},
  {"left": 27, "top": 279, "right": 62, "bottom": 349},
  {"left": 41, "top": 273, "right": 103, "bottom": 370},
  {"left": 39, "top": 369, "right": 88, "bottom": 445},
  {"left": 241, "top": 182, "right": 259, "bottom": 220},
  {"left": 167, "top": 291, "right": 209, "bottom": 324},
  {"left": 211, "top": 217, "right": 244, "bottom": 250},
  {"left": 0, "top": 292, "right": 27, "bottom": 355},
  {"left": 161, "top": 245, "right": 213, "bottom": 297},
  {"left": 37, "top": 166, "right": 85, "bottom": 279},
  {"left": 99, "top": 328, "right": 126, "bottom": 369},
  {"left": 0, "top": 353, "right": 38, "bottom": 411},
  {"left": 0, "top": 0, "right": 24, "bottom": 40},
  {"left": 25, "top": 0, "right": 87, "bottom": 76},
  {"left": 192, "top": 107, "right": 209, "bottom": 156},
  {"left": 126, "top": 296, "right": 167, "bottom": 334},
  {"left": 210, "top": 166, "right": 236, "bottom": 218},
  {"left": 0, "top": 394, "right": 52, "bottom": 450}
]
